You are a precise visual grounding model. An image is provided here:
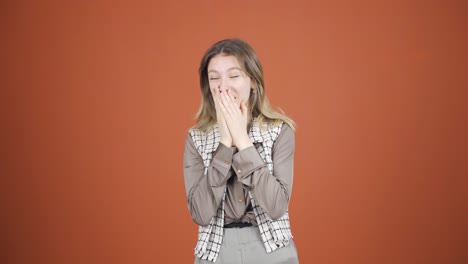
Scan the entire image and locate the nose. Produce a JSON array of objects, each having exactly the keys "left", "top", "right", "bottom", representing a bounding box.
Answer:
[{"left": 218, "top": 78, "right": 229, "bottom": 93}]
